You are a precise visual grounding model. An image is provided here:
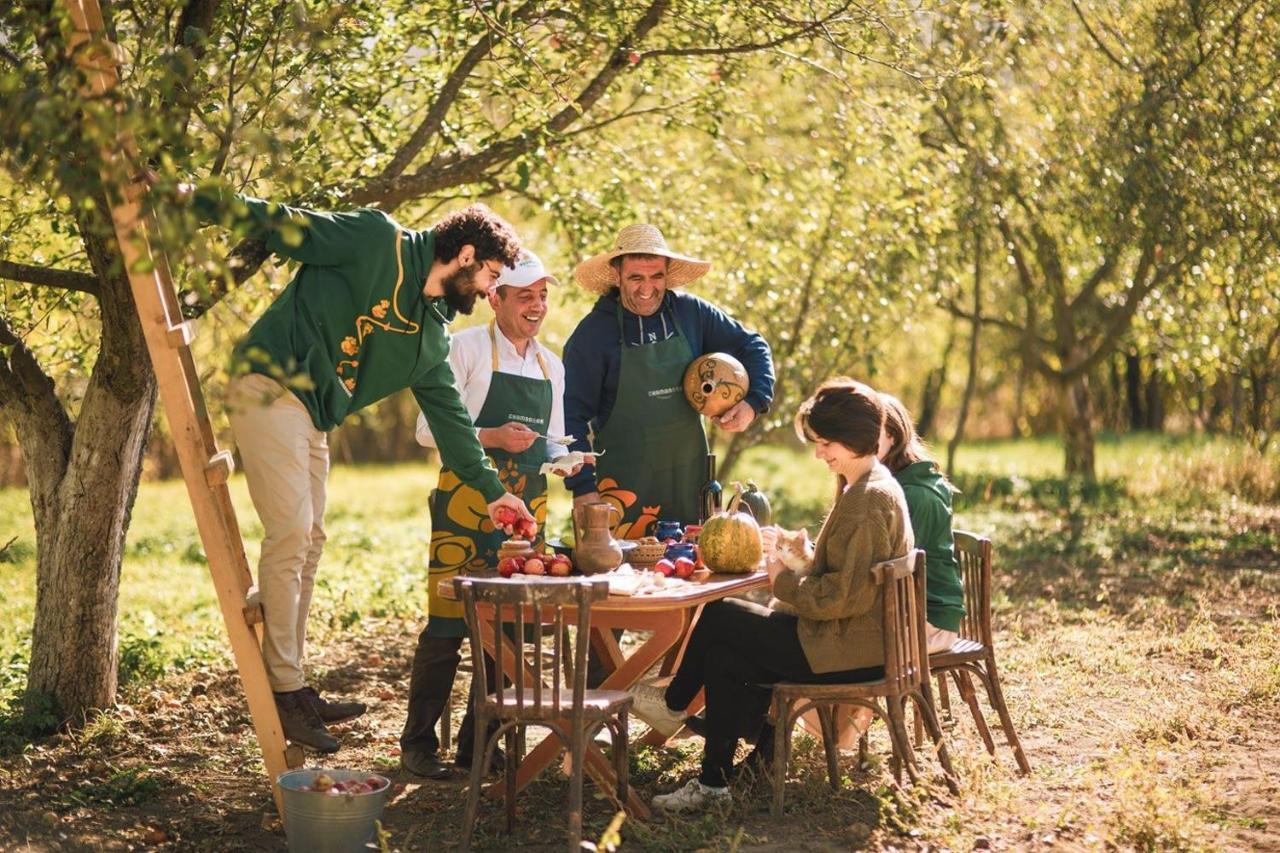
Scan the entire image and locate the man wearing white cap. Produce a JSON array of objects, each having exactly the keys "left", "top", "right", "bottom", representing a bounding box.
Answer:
[
  {"left": 564, "top": 225, "right": 774, "bottom": 537},
  {"left": 400, "top": 250, "right": 580, "bottom": 779}
]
